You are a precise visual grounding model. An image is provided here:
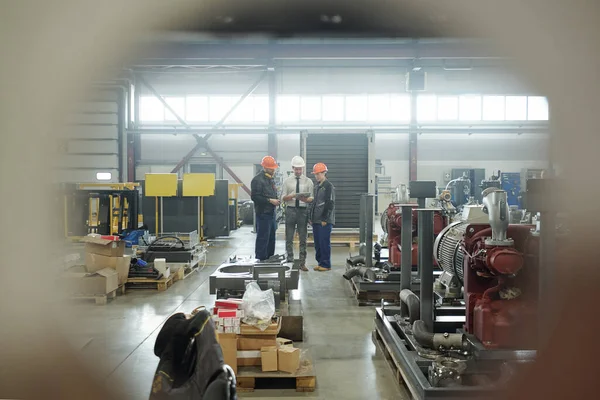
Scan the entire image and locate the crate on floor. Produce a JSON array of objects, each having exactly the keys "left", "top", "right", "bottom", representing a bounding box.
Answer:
[
  {"left": 126, "top": 273, "right": 175, "bottom": 291},
  {"left": 236, "top": 353, "right": 316, "bottom": 393},
  {"left": 348, "top": 276, "right": 399, "bottom": 306}
]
